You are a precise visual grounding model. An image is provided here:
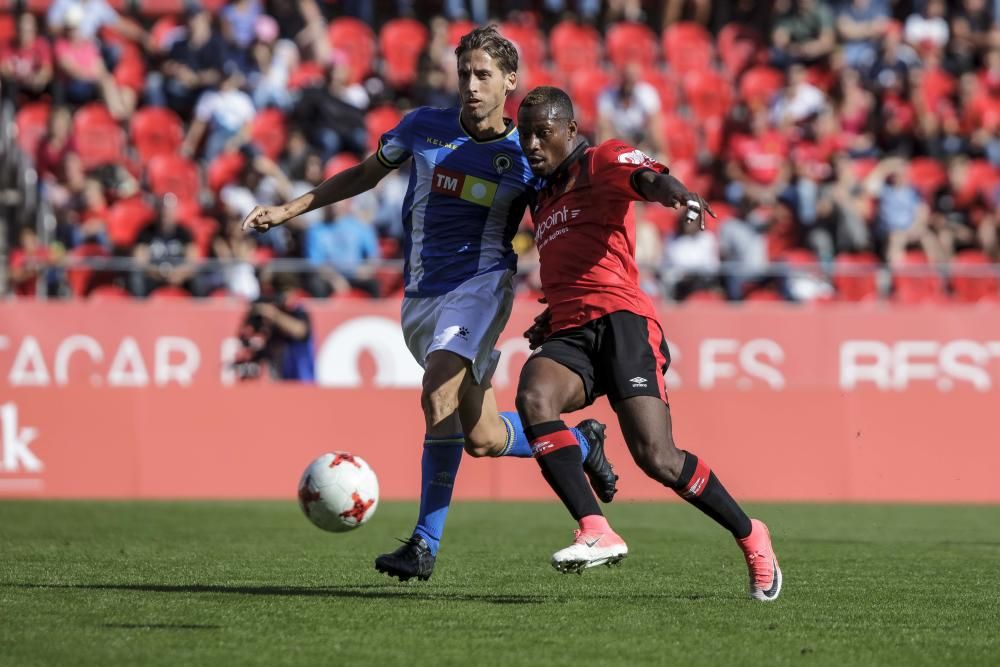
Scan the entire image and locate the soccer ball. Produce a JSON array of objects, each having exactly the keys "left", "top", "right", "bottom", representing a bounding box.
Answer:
[{"left": 297, "top": 452, "right": 380, "bottom": 533}]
